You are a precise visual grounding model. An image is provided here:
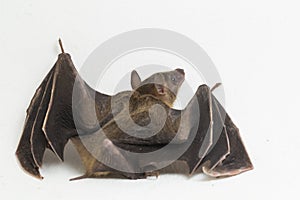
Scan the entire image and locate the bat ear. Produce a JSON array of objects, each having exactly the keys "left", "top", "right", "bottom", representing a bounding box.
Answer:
[{"left": 131, "top": 70, "right": 141, "bottom": 89}]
